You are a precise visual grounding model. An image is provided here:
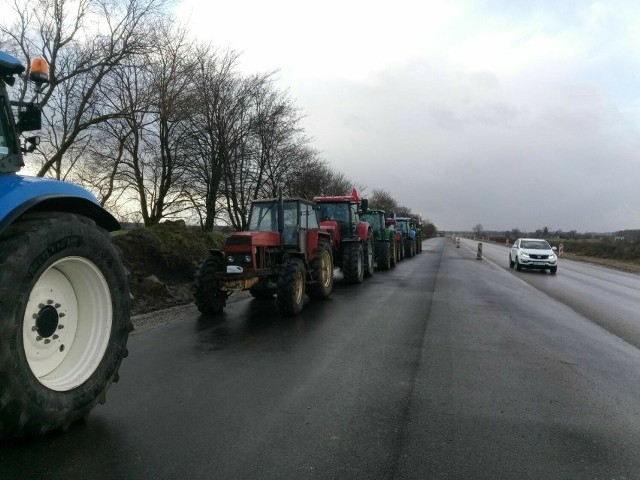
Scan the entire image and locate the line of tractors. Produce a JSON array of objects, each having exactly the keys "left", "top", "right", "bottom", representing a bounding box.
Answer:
[
  {"left": 0, "top": 50, "right": 424, "bottom": 439},
  {"left": 194, "top": 189, "right": 424, "bottom": 316}
]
